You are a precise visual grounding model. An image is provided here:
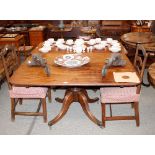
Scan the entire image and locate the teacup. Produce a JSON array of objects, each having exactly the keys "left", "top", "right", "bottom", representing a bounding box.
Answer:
[
  {"left": 95, "top": 38, "right": 101, "bottom": 43},
  {"left": 75, "top": 39, "right": 84, "bottom": 45},
  {"left": 66, "top": 39, "right": 74, "bottom": 45},
  {"left": 107, "top": 38, "right": 113, "bottom": 43},
  {"left": 88, "top": 39, "right": 96, "bottom": 45},
  {"left": 57, "top": 44, "right": 66, "bottom": 50},
  {"left": 109, "top": 46, "right": 121, "bottom": 53},
  {"left": 57, "top": 38, "right": 65, "bottom": 44},
  {"left": 39, "top": 46, "right": 51, "bottom": 53},
  {"left": 94, "top": 44, "right": 105, "bottom": 50},
  {"left": 47, "top": 38, "right": 55, "bottom": 44},
  {"left": 100, "top": 41, "right": 107, "bottom": 46},
  {"left": 43, "top": 41, "right": 52, "bottom": 47},
  {"left": 73, "top": 45, "right": 84, "bottom": 53}
]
